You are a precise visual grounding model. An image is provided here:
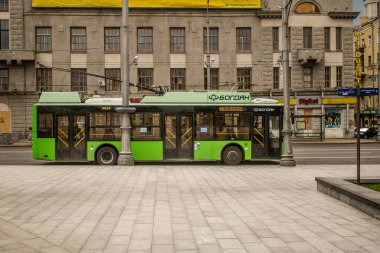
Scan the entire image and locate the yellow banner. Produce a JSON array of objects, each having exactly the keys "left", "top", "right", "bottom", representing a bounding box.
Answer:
[{"left": 32, "top": 0, "right": 261, "bottom": 9}]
